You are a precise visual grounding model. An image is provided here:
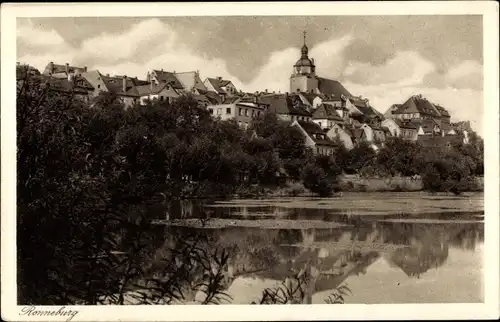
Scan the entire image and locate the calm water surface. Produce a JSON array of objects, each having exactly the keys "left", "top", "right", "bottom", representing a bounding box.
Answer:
[{"left": 157, "top": 193, "right": 484, "bottom": 304}]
